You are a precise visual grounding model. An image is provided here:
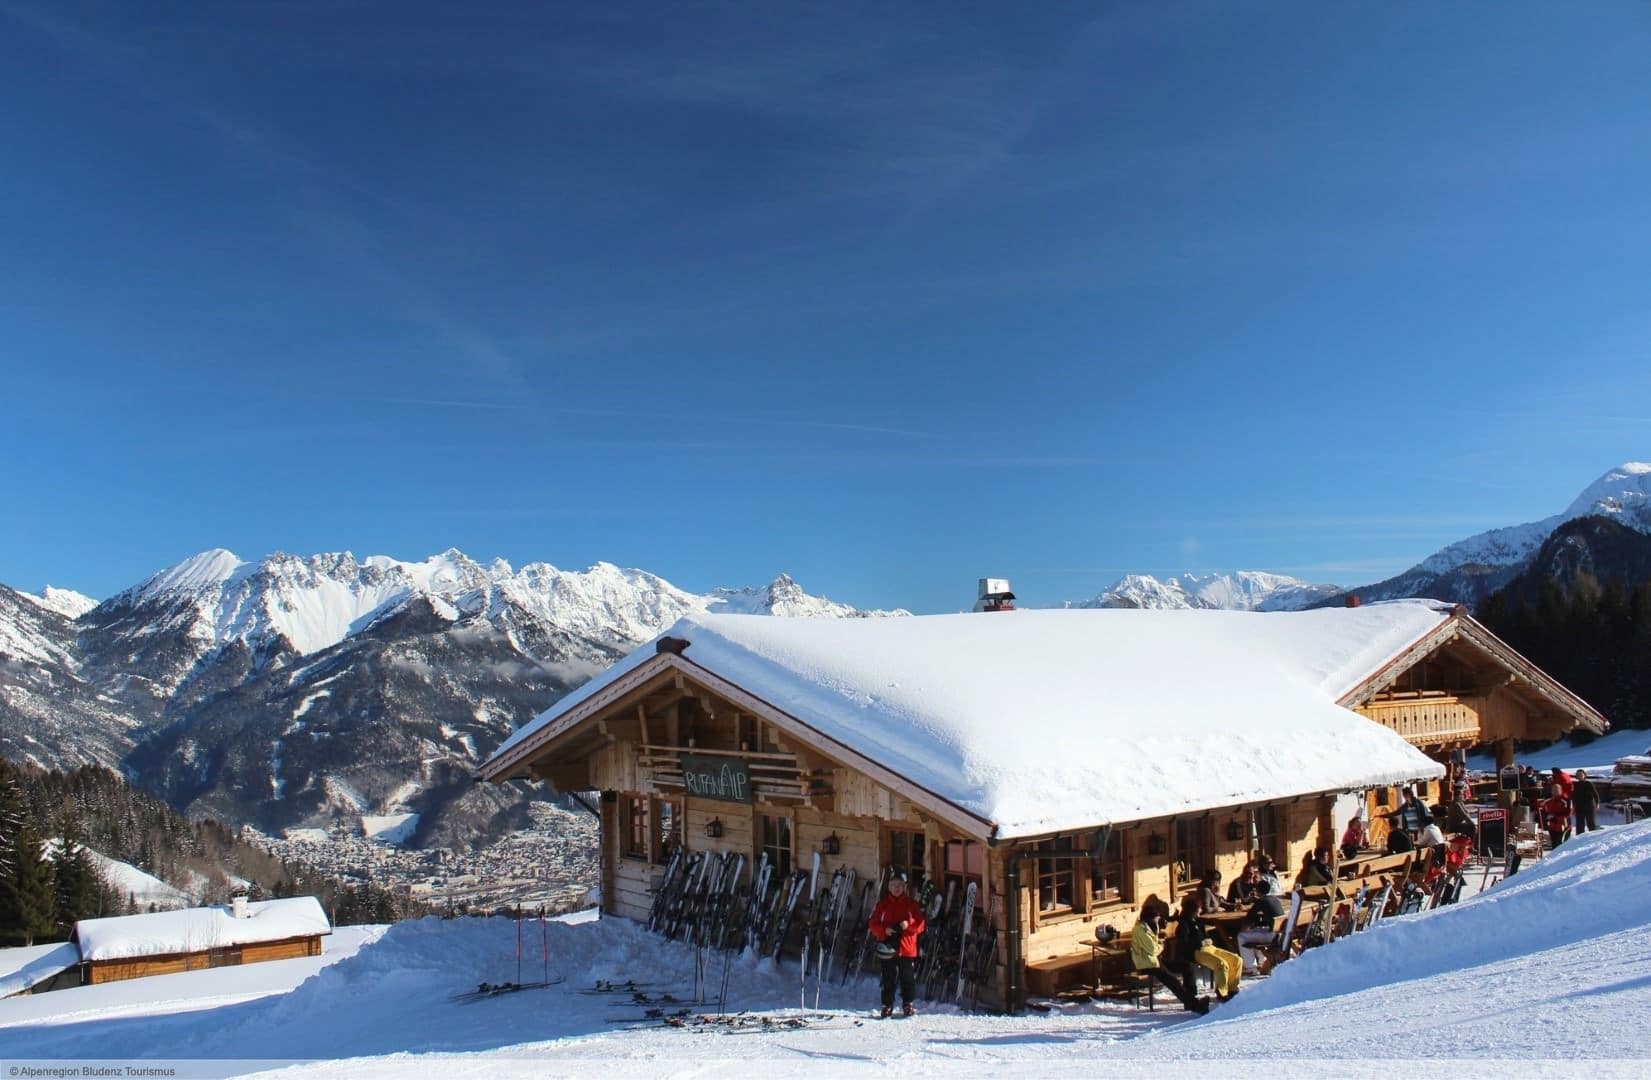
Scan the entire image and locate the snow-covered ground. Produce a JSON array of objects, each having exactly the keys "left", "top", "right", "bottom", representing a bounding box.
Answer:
[
  {"left": 89, "top": 846, "right": 196, "bottom": 910},
  {"left": 4, "top": 828, "right": 1650, "bottom": 1077},
  {"left": 0, "top": 924, "right": 383, "bottom": 1028}
]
